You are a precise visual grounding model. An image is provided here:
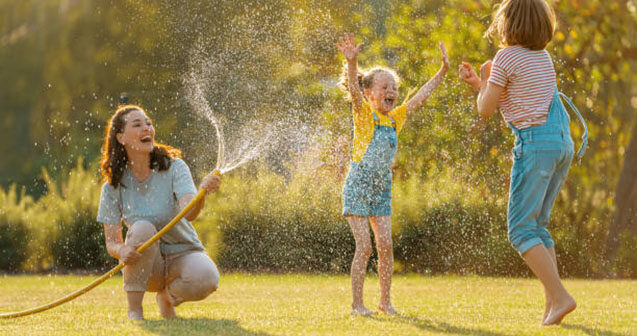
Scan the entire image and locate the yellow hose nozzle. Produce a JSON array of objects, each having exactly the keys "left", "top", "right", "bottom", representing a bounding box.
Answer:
[{"left": 212, "top": 169, "right": 221, "bottom": 176}]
